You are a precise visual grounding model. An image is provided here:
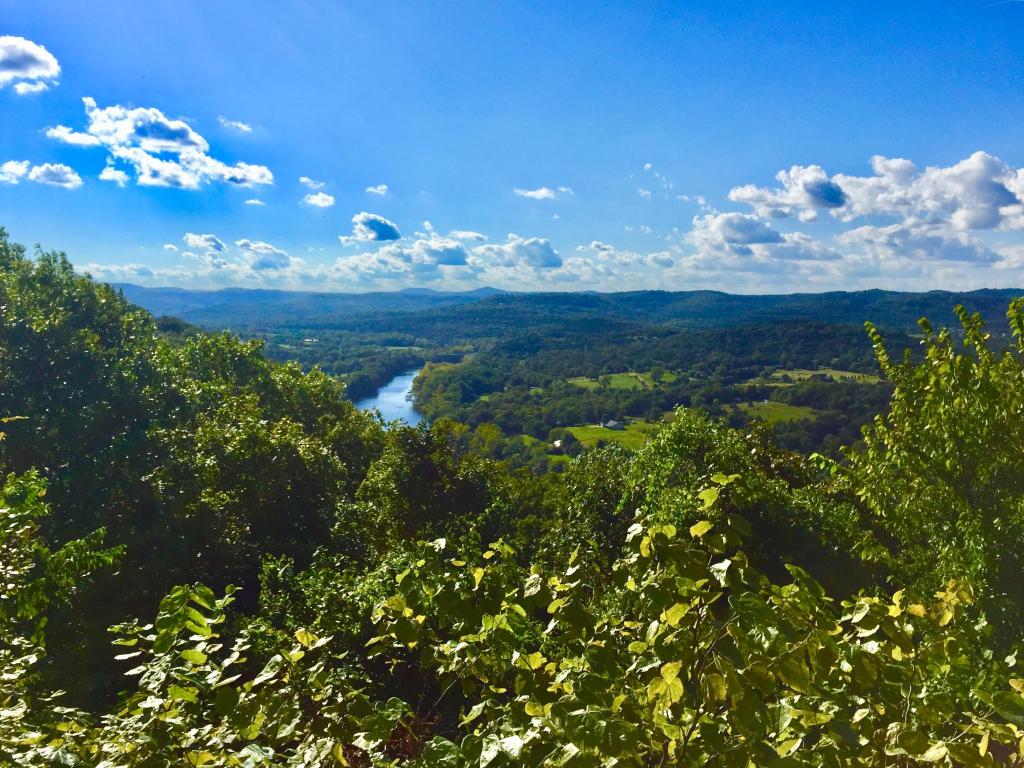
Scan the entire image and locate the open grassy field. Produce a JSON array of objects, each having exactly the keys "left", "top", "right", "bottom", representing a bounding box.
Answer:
[
  {"left": 748, "top": 368, "right": 882, "bottom": 386},
  {"left": 567, "top": 419, "right": 659, "bottom": 449},
  {"left": 567, "top": 370, "right": 677, "bottom": 391},
  {"left": 728, "top": 401, "right": 819, "bottom": 423}
]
